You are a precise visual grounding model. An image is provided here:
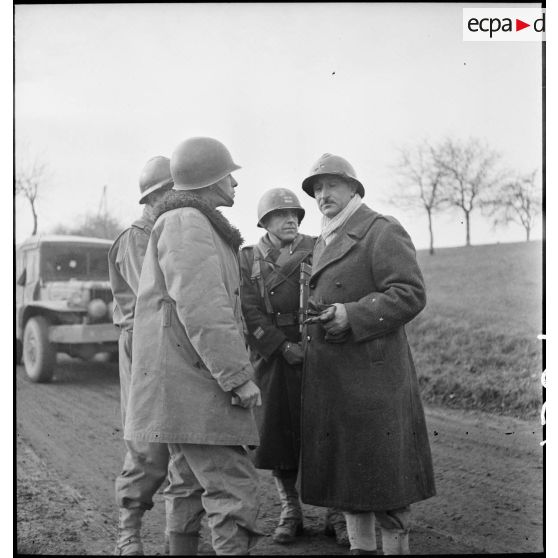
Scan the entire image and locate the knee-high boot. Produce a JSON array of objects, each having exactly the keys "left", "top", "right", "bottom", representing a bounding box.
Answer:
[{"left": 273, "top": 475, "right": 303, "bottom": 544}]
